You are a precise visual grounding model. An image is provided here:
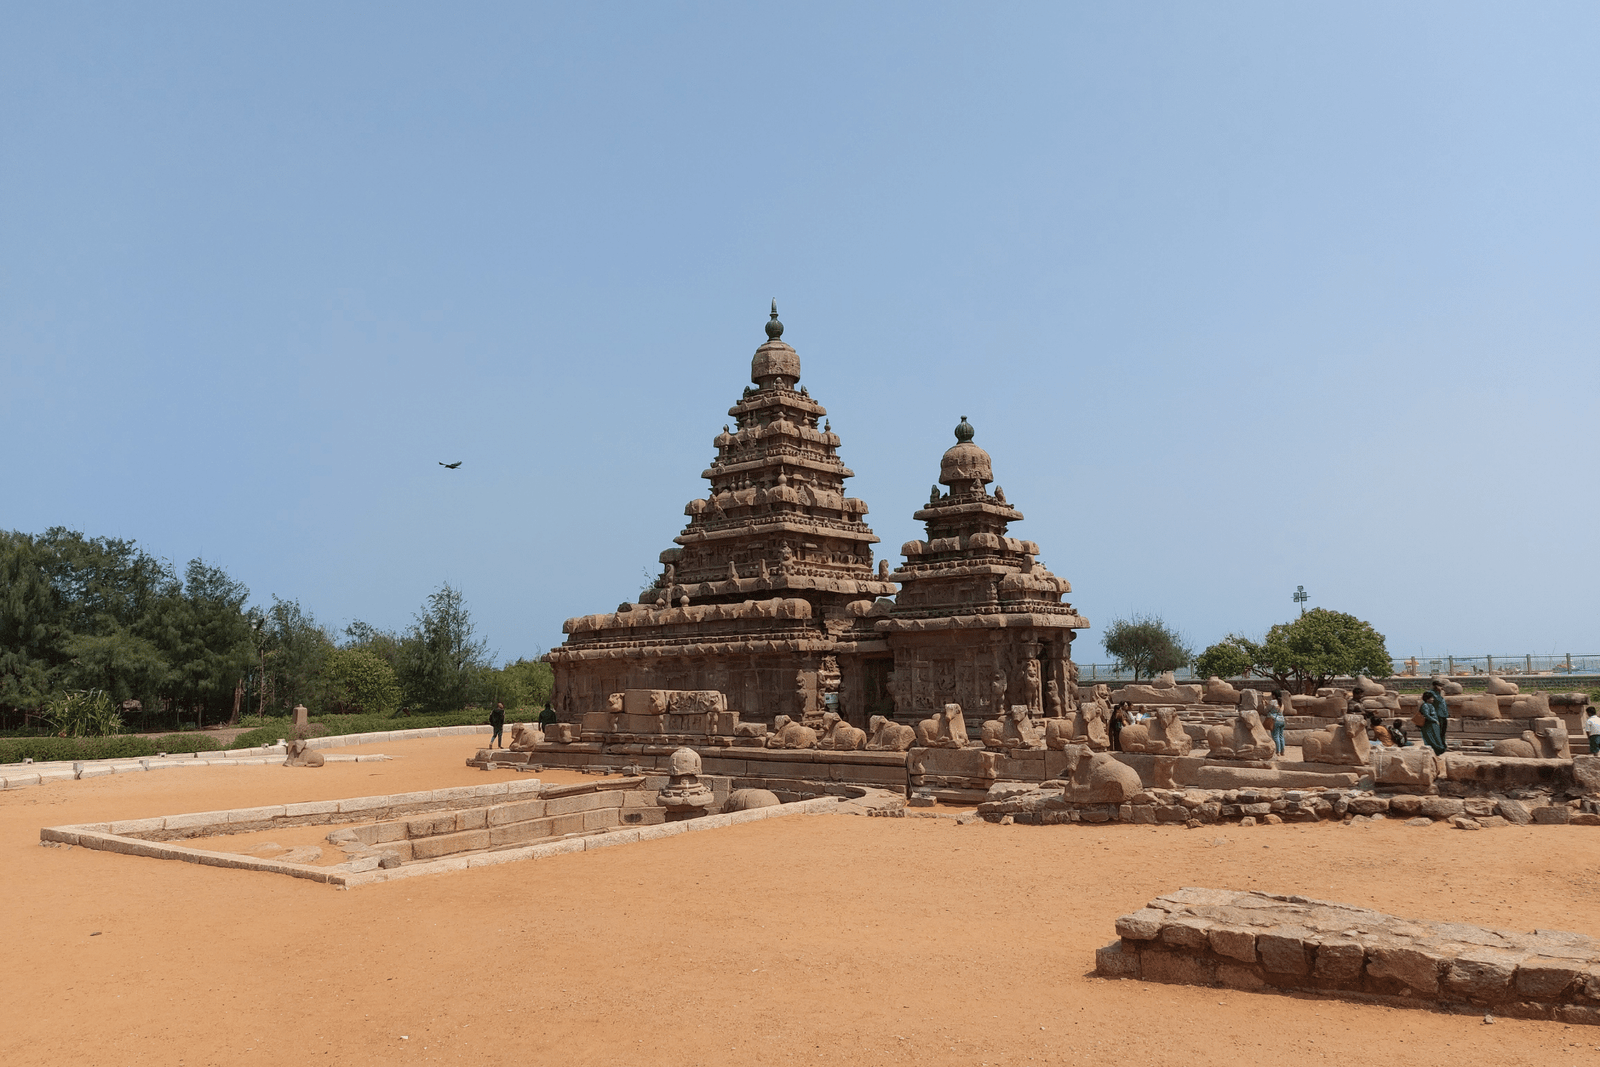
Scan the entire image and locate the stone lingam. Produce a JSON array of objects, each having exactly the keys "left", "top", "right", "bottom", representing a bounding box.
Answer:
[{"left": 656, "top": 747, "right": 717, "bottom": 820}]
